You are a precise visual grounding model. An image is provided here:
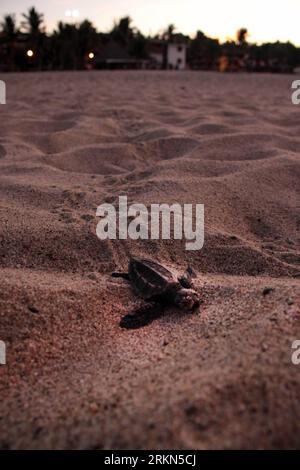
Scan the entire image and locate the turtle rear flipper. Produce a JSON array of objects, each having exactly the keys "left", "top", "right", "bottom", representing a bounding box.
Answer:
[{"left": 120, "top": 302, "right": 164, "bottom": 329}]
